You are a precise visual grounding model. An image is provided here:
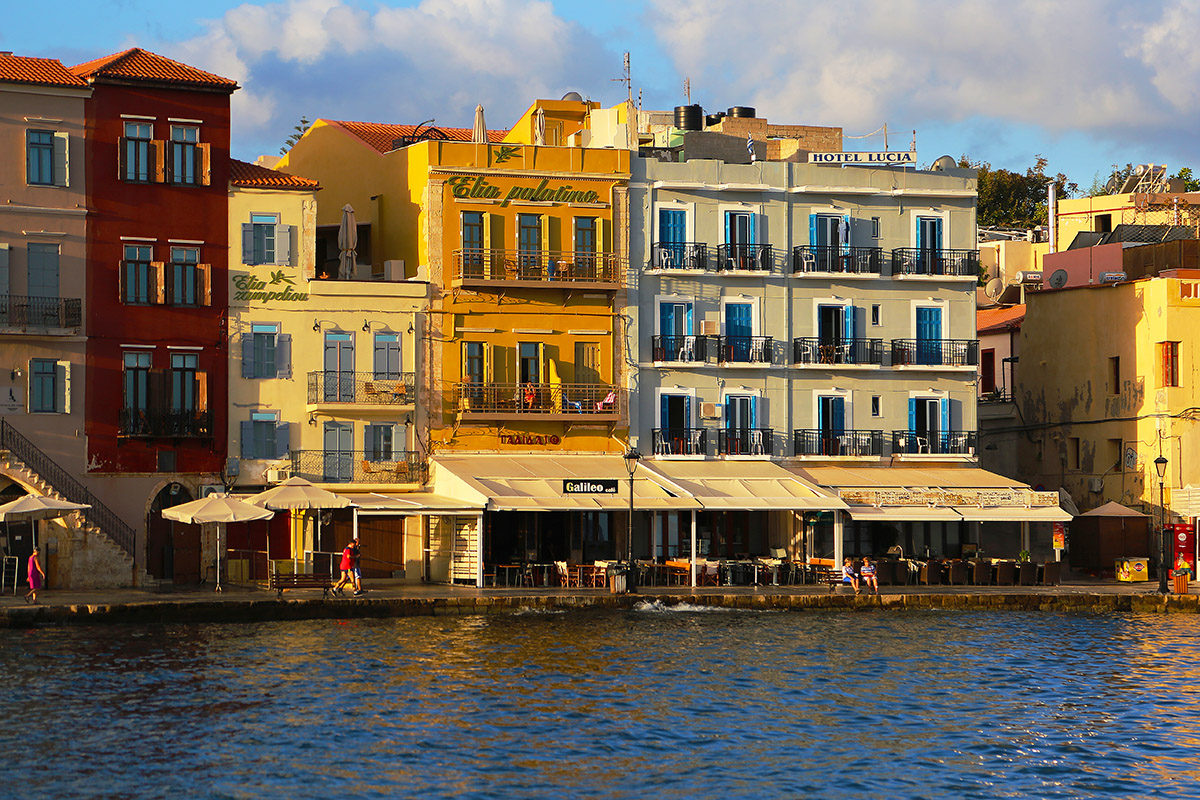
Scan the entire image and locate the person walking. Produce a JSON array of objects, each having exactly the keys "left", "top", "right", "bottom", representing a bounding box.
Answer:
[
  {"left": 24, "top": 547, "right": 44, "bottom": 604},
  {"left": 331, "top": 539, "right": 356, "bottom": 597},
  {"left": 350, "top": 538, "right": 366, "bottom": 596}
]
